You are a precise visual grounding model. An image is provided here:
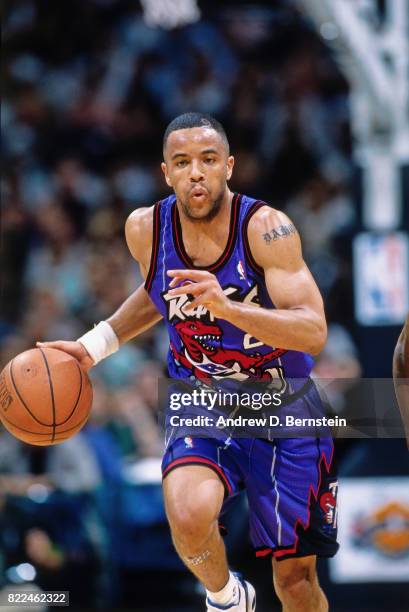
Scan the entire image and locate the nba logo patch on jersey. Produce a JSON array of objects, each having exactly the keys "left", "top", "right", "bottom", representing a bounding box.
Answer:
[
  {"left": 184, "top": 436, "right": 194, "bottom": 448},
  {"left": 237, "top": 260, "right": 247, "bottom": 281}
]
